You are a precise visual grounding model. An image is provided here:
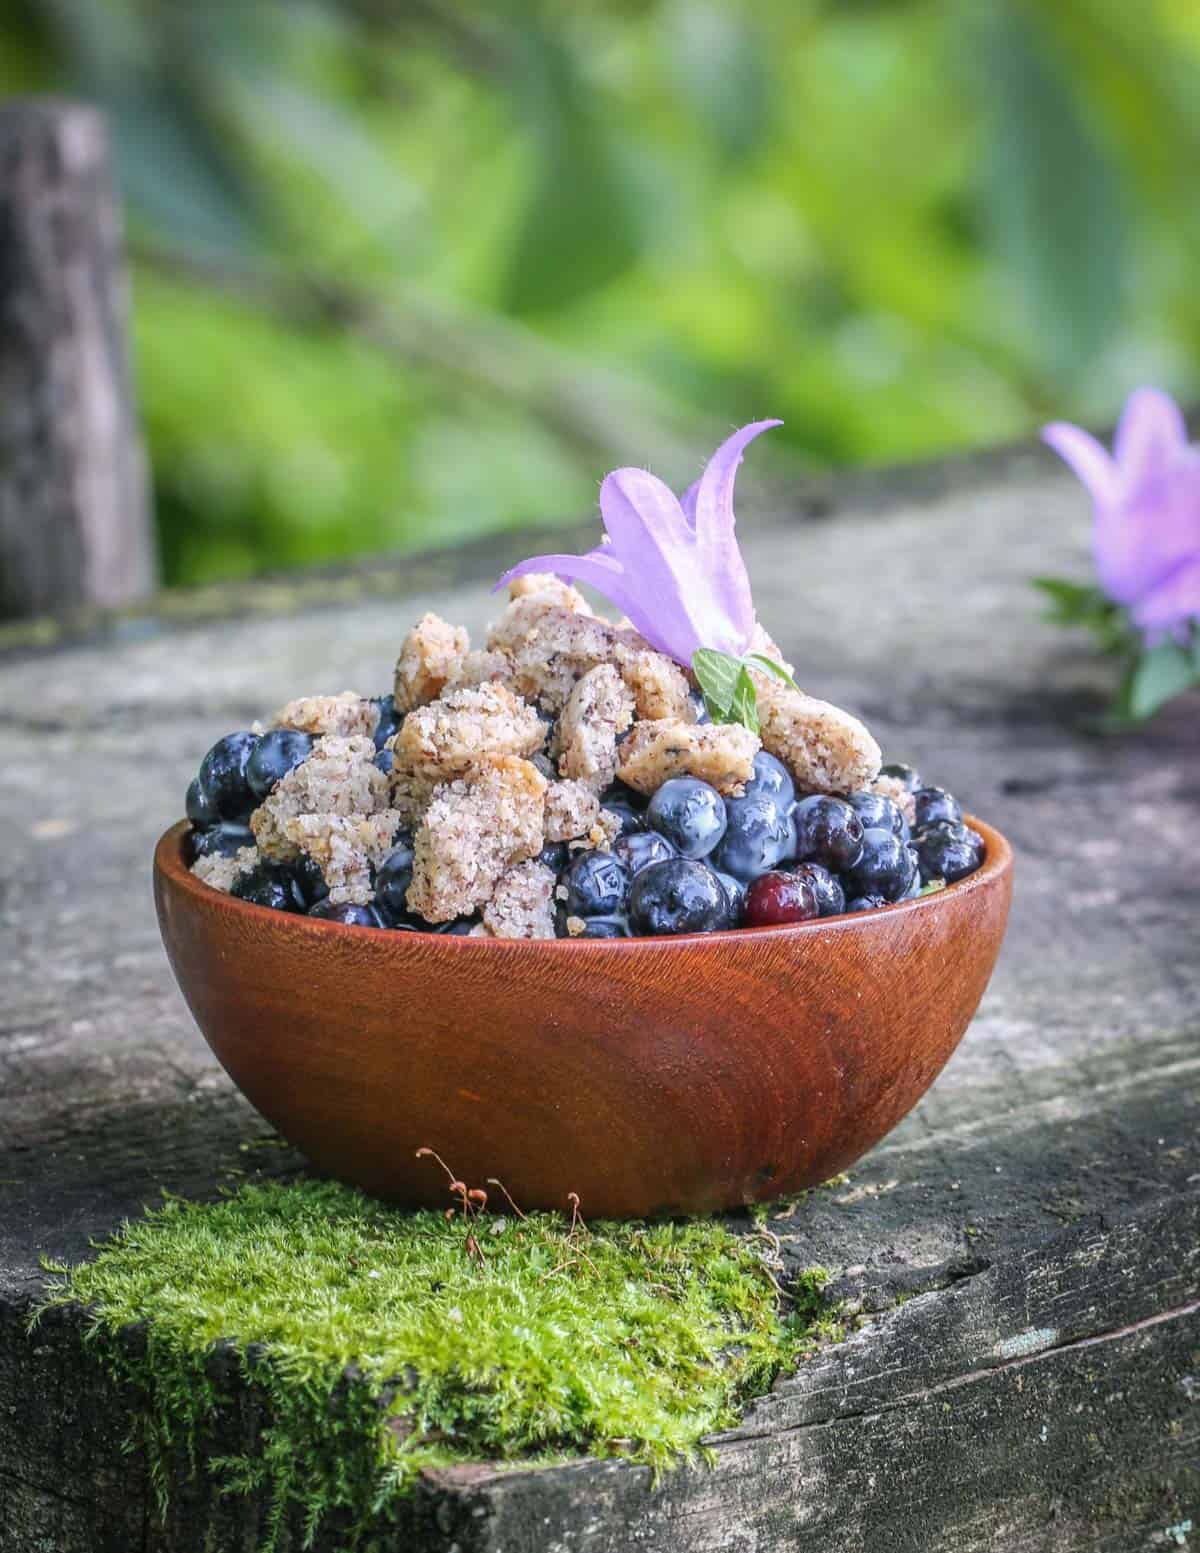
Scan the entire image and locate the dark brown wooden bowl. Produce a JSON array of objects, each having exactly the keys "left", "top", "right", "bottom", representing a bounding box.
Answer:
[{"left": 153, "top": 818, "right": 1012, "bottom": 1218}]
